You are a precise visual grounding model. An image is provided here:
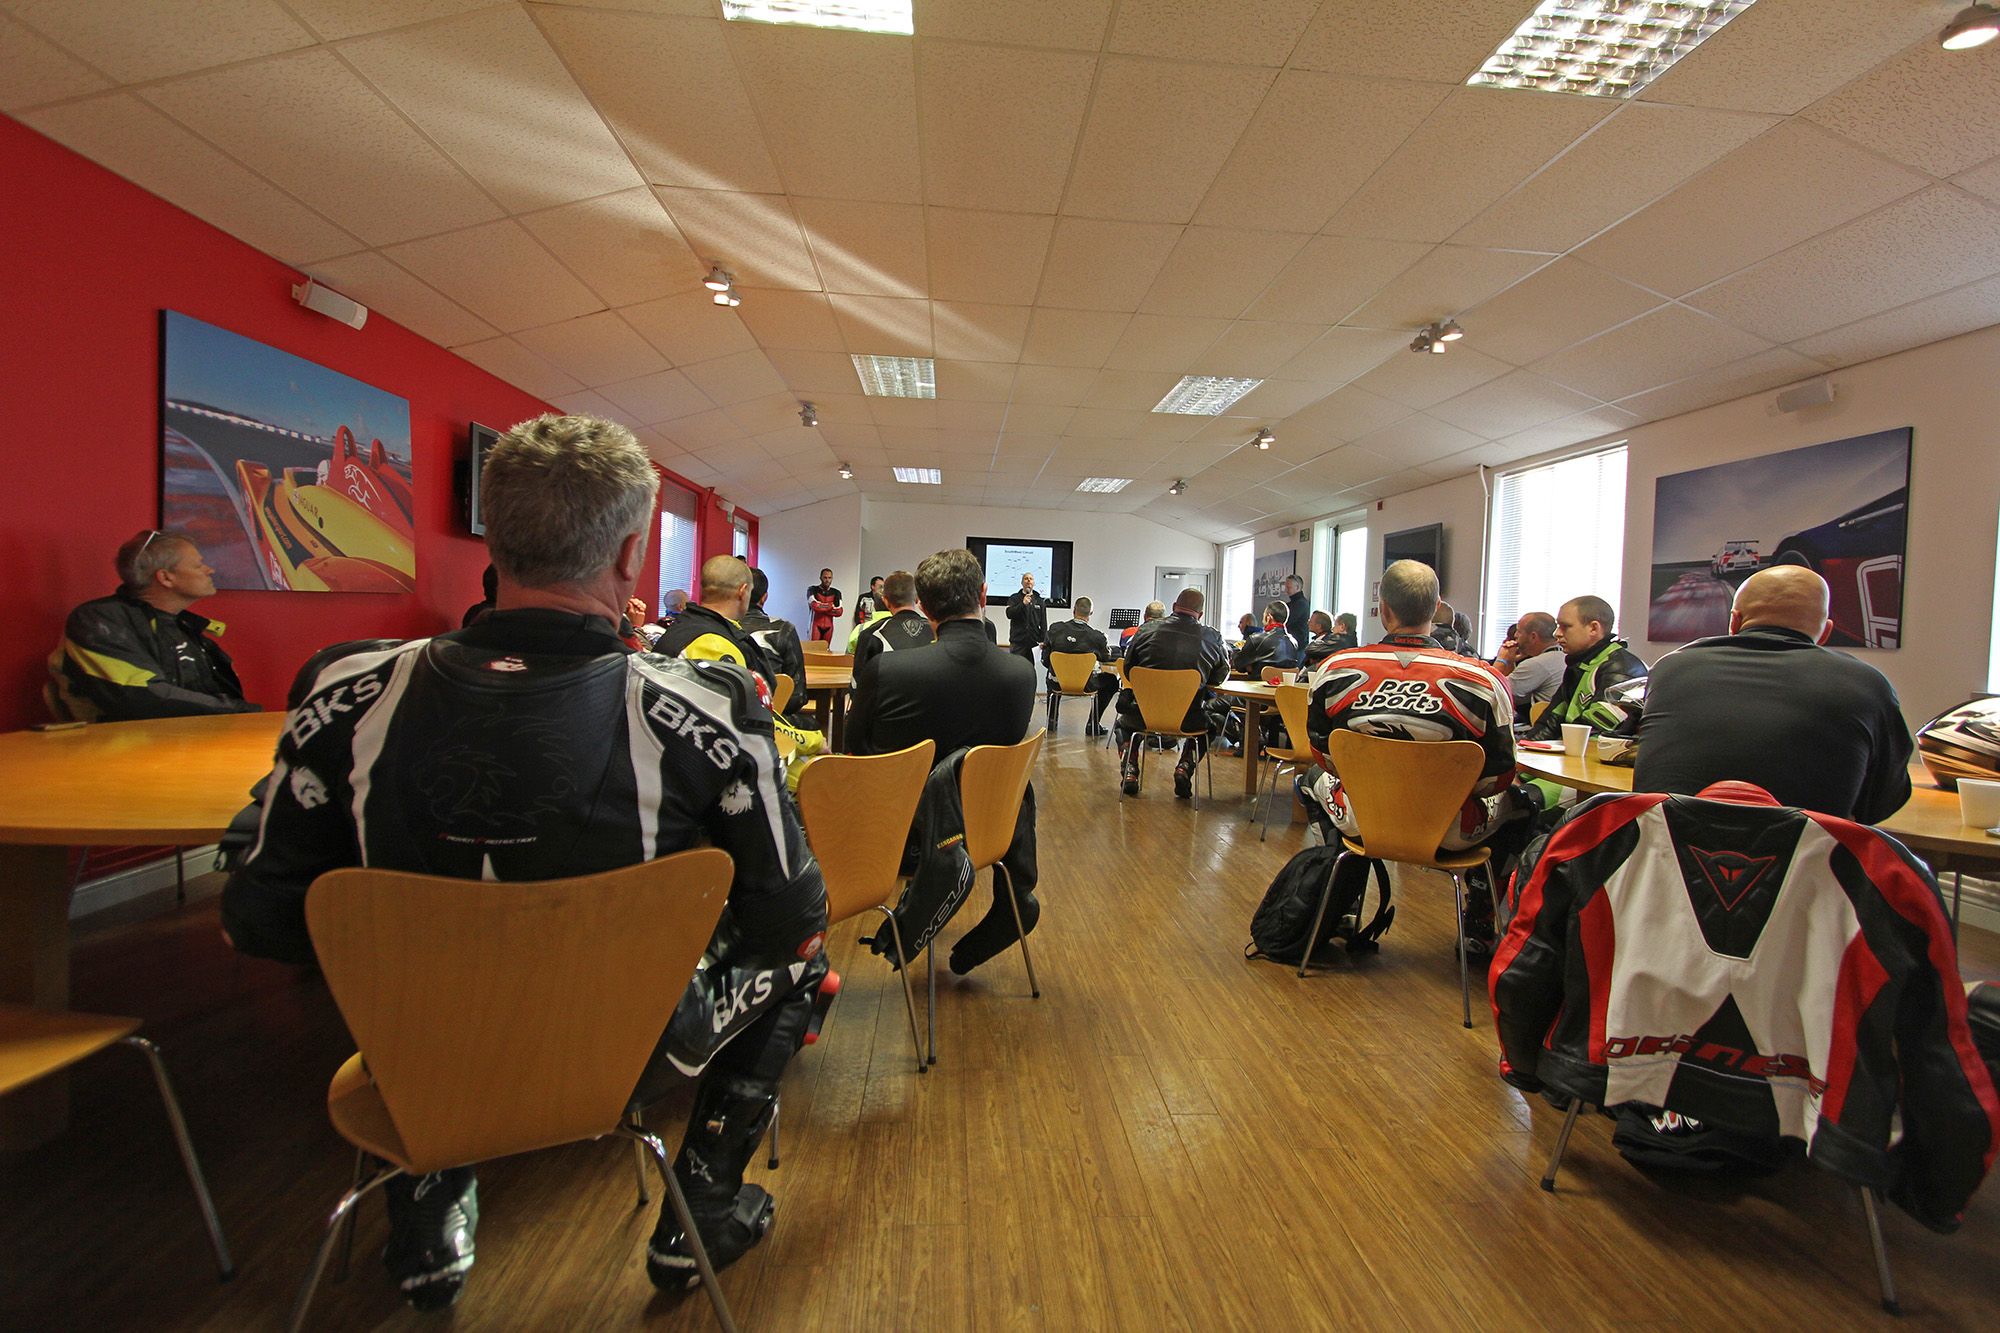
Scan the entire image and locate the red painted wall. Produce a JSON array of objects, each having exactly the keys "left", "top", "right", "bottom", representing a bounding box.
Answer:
[{"left": 1, "top": 115, "right": 750, "bottom": 733}]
